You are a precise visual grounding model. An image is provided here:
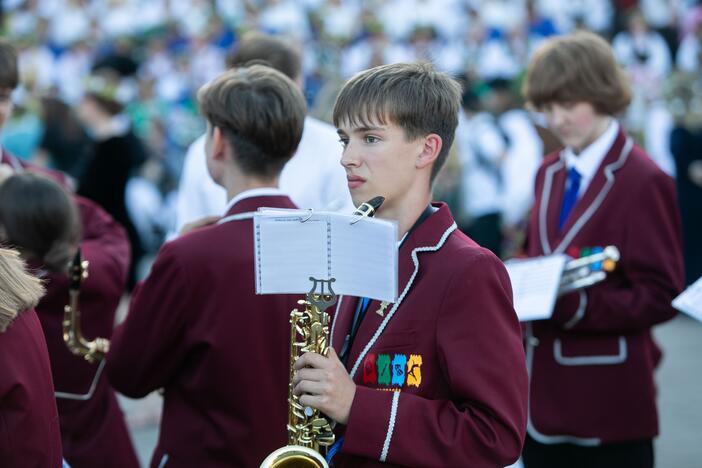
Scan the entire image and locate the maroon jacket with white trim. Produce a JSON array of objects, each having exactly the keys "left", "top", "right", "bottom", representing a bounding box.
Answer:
[
  {"left": 107, "top": 195, "right": 299, "bottom": 468},
  {"left": 34, "top": 197, "right": 138, "bottom": 468},
  {"left": 523, "top": 128, "right": 684, "bottom": 444},
  {"left": 330, "top": 203, "right": 528, "bottom": 467}
]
